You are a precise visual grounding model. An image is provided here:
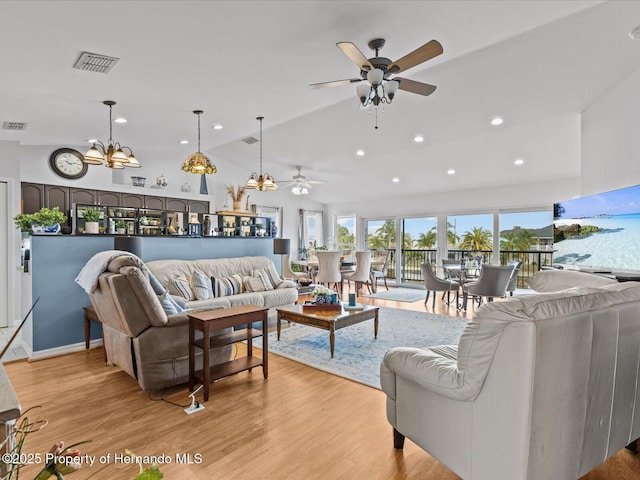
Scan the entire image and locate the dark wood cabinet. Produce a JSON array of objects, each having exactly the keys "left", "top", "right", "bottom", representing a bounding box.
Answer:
[
  {"left": 188, "top": 200, "right": 209, "bottom": 213},
  {"left": 122, "top": 193, "right": 145, "bottom": 208},
  {"left": 21, "top": 182, "right": 44, "bottom": 214},
  {"left": 70, "top": 188, "right": 97, "bottom": 206},
  {"left": 166, "top": 197, "right": 189, "bottom": 212},
  {"left": 97, "top": 190, "right": 122, "bottom": 206},
  {"left": 145, "top": 195, "right": 166, "bottom": 210},
  {"left": 44, "top": 185, "right": 70, "bottom": 225},
  {"left": 22, "top": 183, "right": 211, "bottom": 228}
]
